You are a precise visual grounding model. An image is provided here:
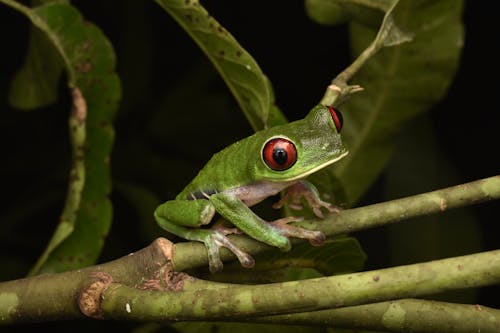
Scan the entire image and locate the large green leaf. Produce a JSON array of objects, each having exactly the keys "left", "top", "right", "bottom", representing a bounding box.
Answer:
[
  {"left": 258, "top": 237, "right": 366, "bottom": 281},
  {"left": 154, "top": 0, "right": 285, "bottom": 131},
  {"left": 8, "top": 26, "right": 64, "bottom": 110},
  {"left": 383, "top": 115, "right": 481, "bottom": 303},
  {"left": 309, "top": 0, "right": 464, "bottom": 205},
  {"left": 306, "top": 0, "right": 393, "bottom": 27},
  {"left": 2, "top": 0, "right": 121, "bottom": 273},
  {"left": 206, "top": 237, "right": 366, "bottom": 284}
]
